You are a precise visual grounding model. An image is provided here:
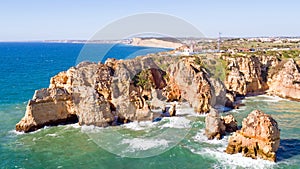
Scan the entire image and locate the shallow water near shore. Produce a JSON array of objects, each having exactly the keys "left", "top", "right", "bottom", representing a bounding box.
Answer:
[{"left": 0, "top": 43, "right": 300, "bottom": 169}]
